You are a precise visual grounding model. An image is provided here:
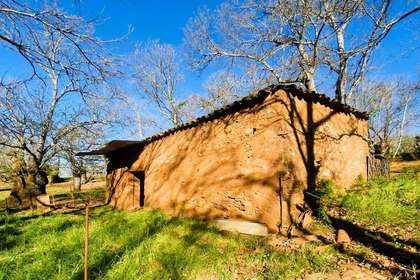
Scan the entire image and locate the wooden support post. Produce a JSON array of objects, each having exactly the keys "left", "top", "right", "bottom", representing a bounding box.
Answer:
[
  {"left": 84, "top": 205, "right": 89, "bottom": 280},
  {"left": 278, "top": 173, "right": 283, "bottom": 232}
]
